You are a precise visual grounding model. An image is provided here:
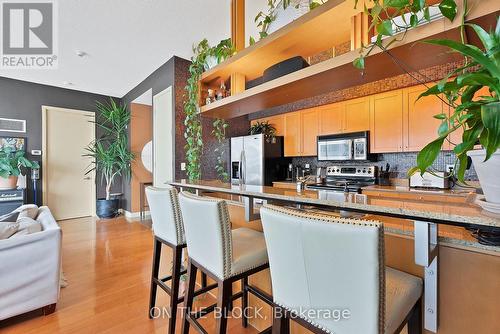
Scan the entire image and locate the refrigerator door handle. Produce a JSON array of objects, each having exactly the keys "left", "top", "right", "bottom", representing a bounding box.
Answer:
[
  {"left": 241, "top": 150, "right": 247, "bottom": 184},
  {"left": 239, "top": 150, "right": 243, "bottom": 184}
]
